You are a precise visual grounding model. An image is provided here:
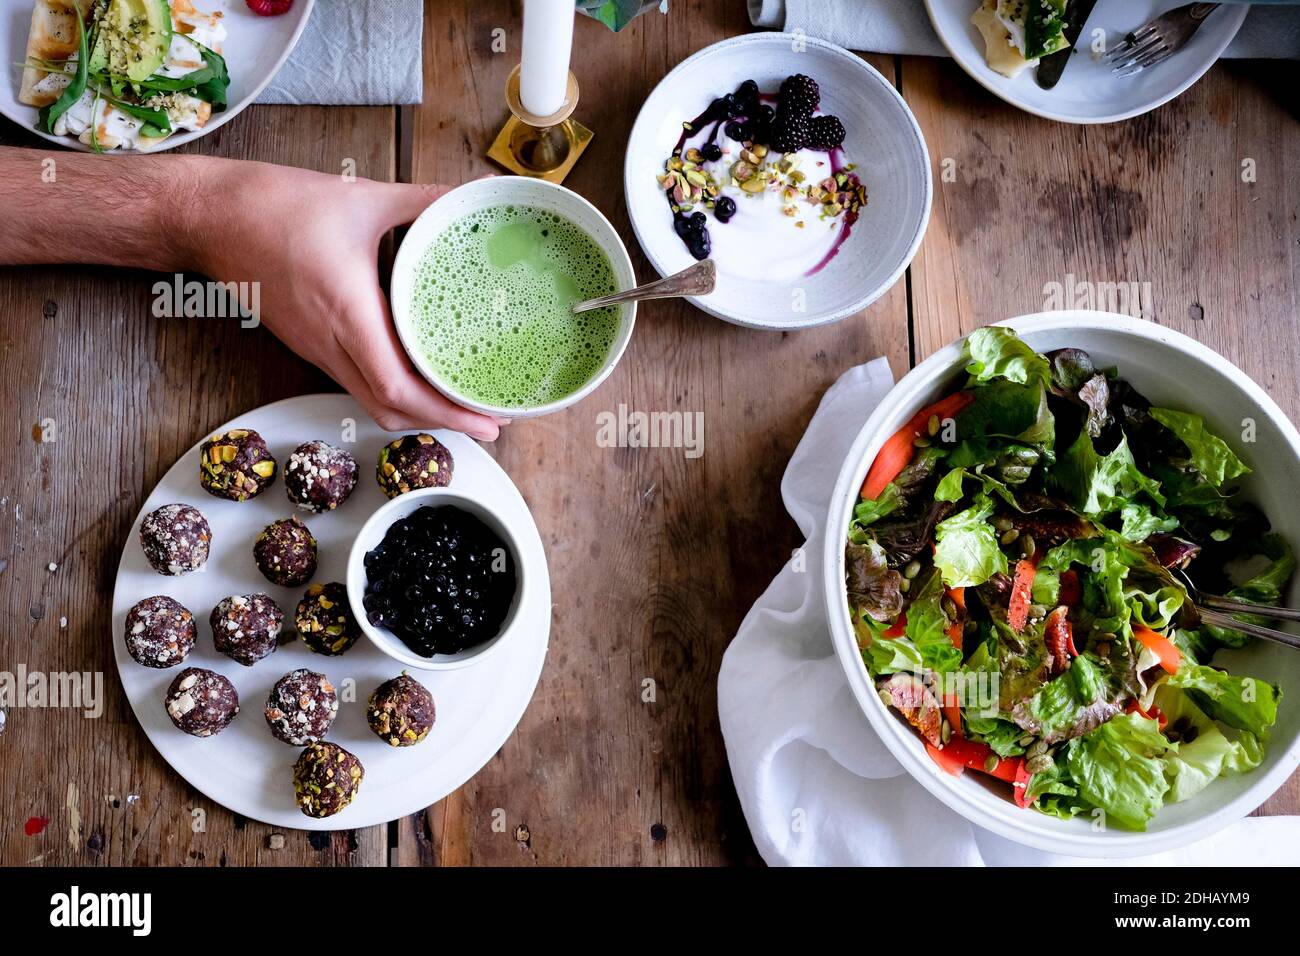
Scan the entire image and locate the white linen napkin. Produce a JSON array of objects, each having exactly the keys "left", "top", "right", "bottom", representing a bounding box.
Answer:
[
  {"left": 258, "top": 0, "right": 424, "bottom": 105},
  {"left": 748, "top": 0, "right": 1300, "bottom": 60},
  {"left": 717, "top": 358, "right": 1300, "bottom": 866}
]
